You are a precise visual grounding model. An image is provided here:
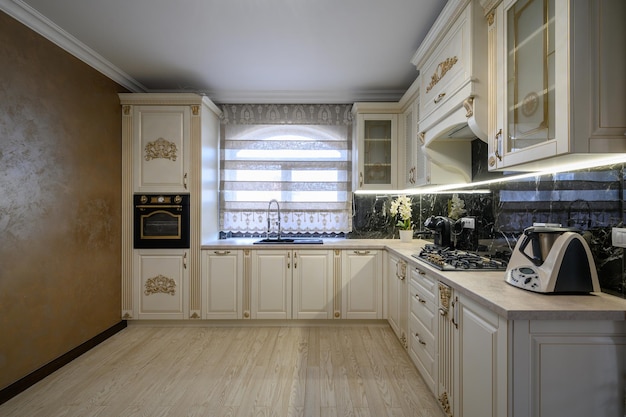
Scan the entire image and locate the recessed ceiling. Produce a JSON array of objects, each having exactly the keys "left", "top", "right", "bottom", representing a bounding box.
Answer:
[{"left": 2, "top": 0, "right": 446, "bottom": 103}]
